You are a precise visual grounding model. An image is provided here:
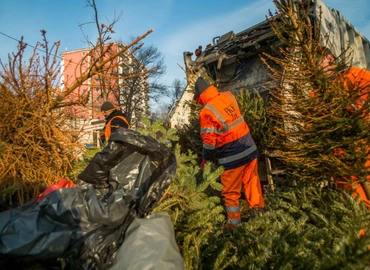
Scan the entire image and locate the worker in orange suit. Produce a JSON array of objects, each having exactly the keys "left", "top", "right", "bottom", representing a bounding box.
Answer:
[
  {"left": 193, "top": 76, "right": 265, "bottom": 228},
  {"left": 335, "top": 66, "right": 370, "bottom": 208},
  {"left": 100, "top": 101, "right": 130, "bottom": 144},
  {"left": 314, "top": 50, "right": 370, "bottom": 207}
]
